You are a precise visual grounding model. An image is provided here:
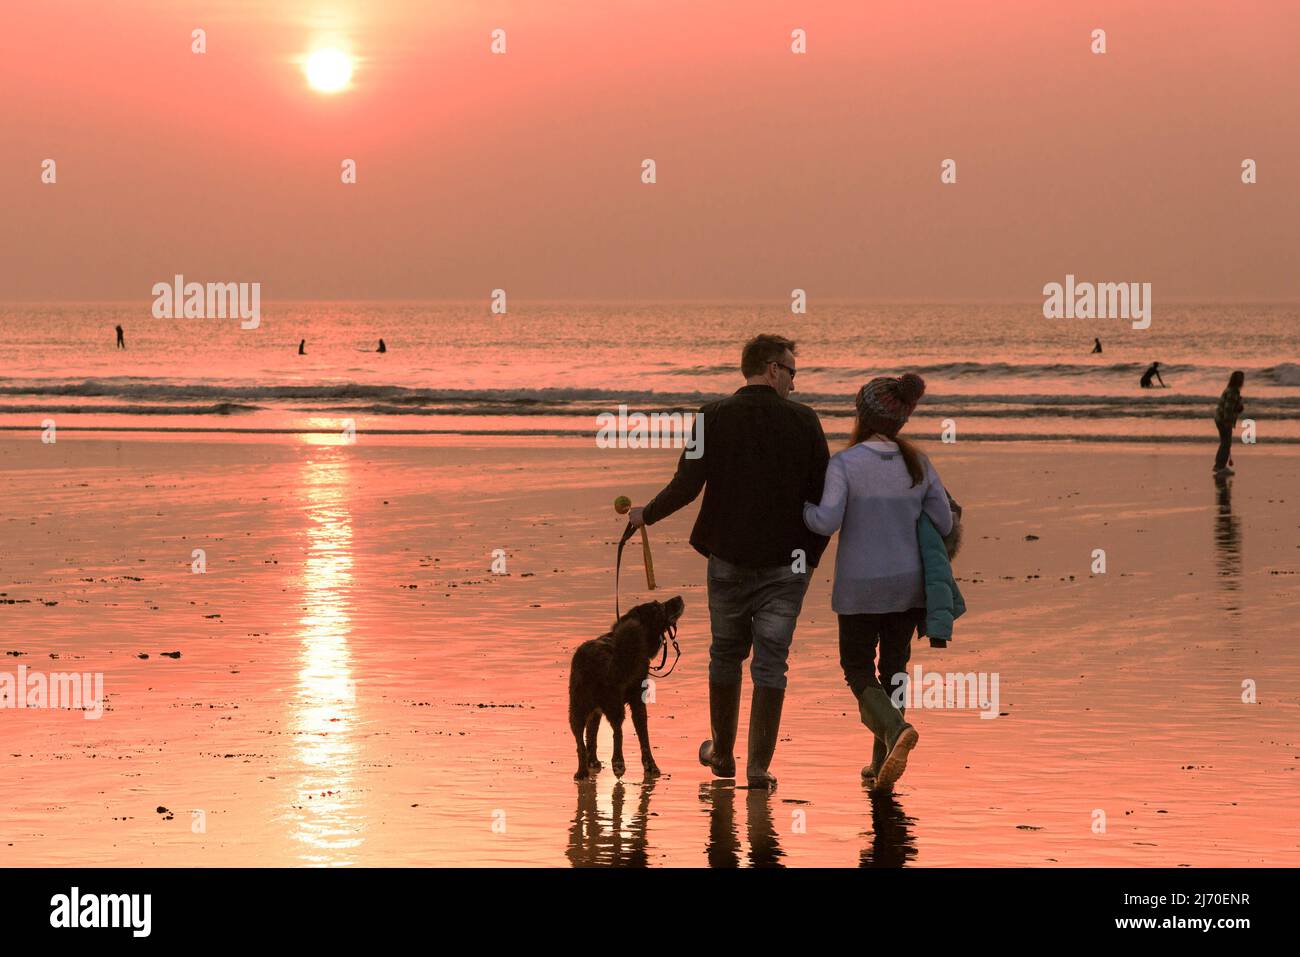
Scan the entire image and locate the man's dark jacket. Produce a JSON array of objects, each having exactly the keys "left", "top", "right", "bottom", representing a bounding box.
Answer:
[{"left": 642, "top": 384, "right": 831, "bottom": 569}]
